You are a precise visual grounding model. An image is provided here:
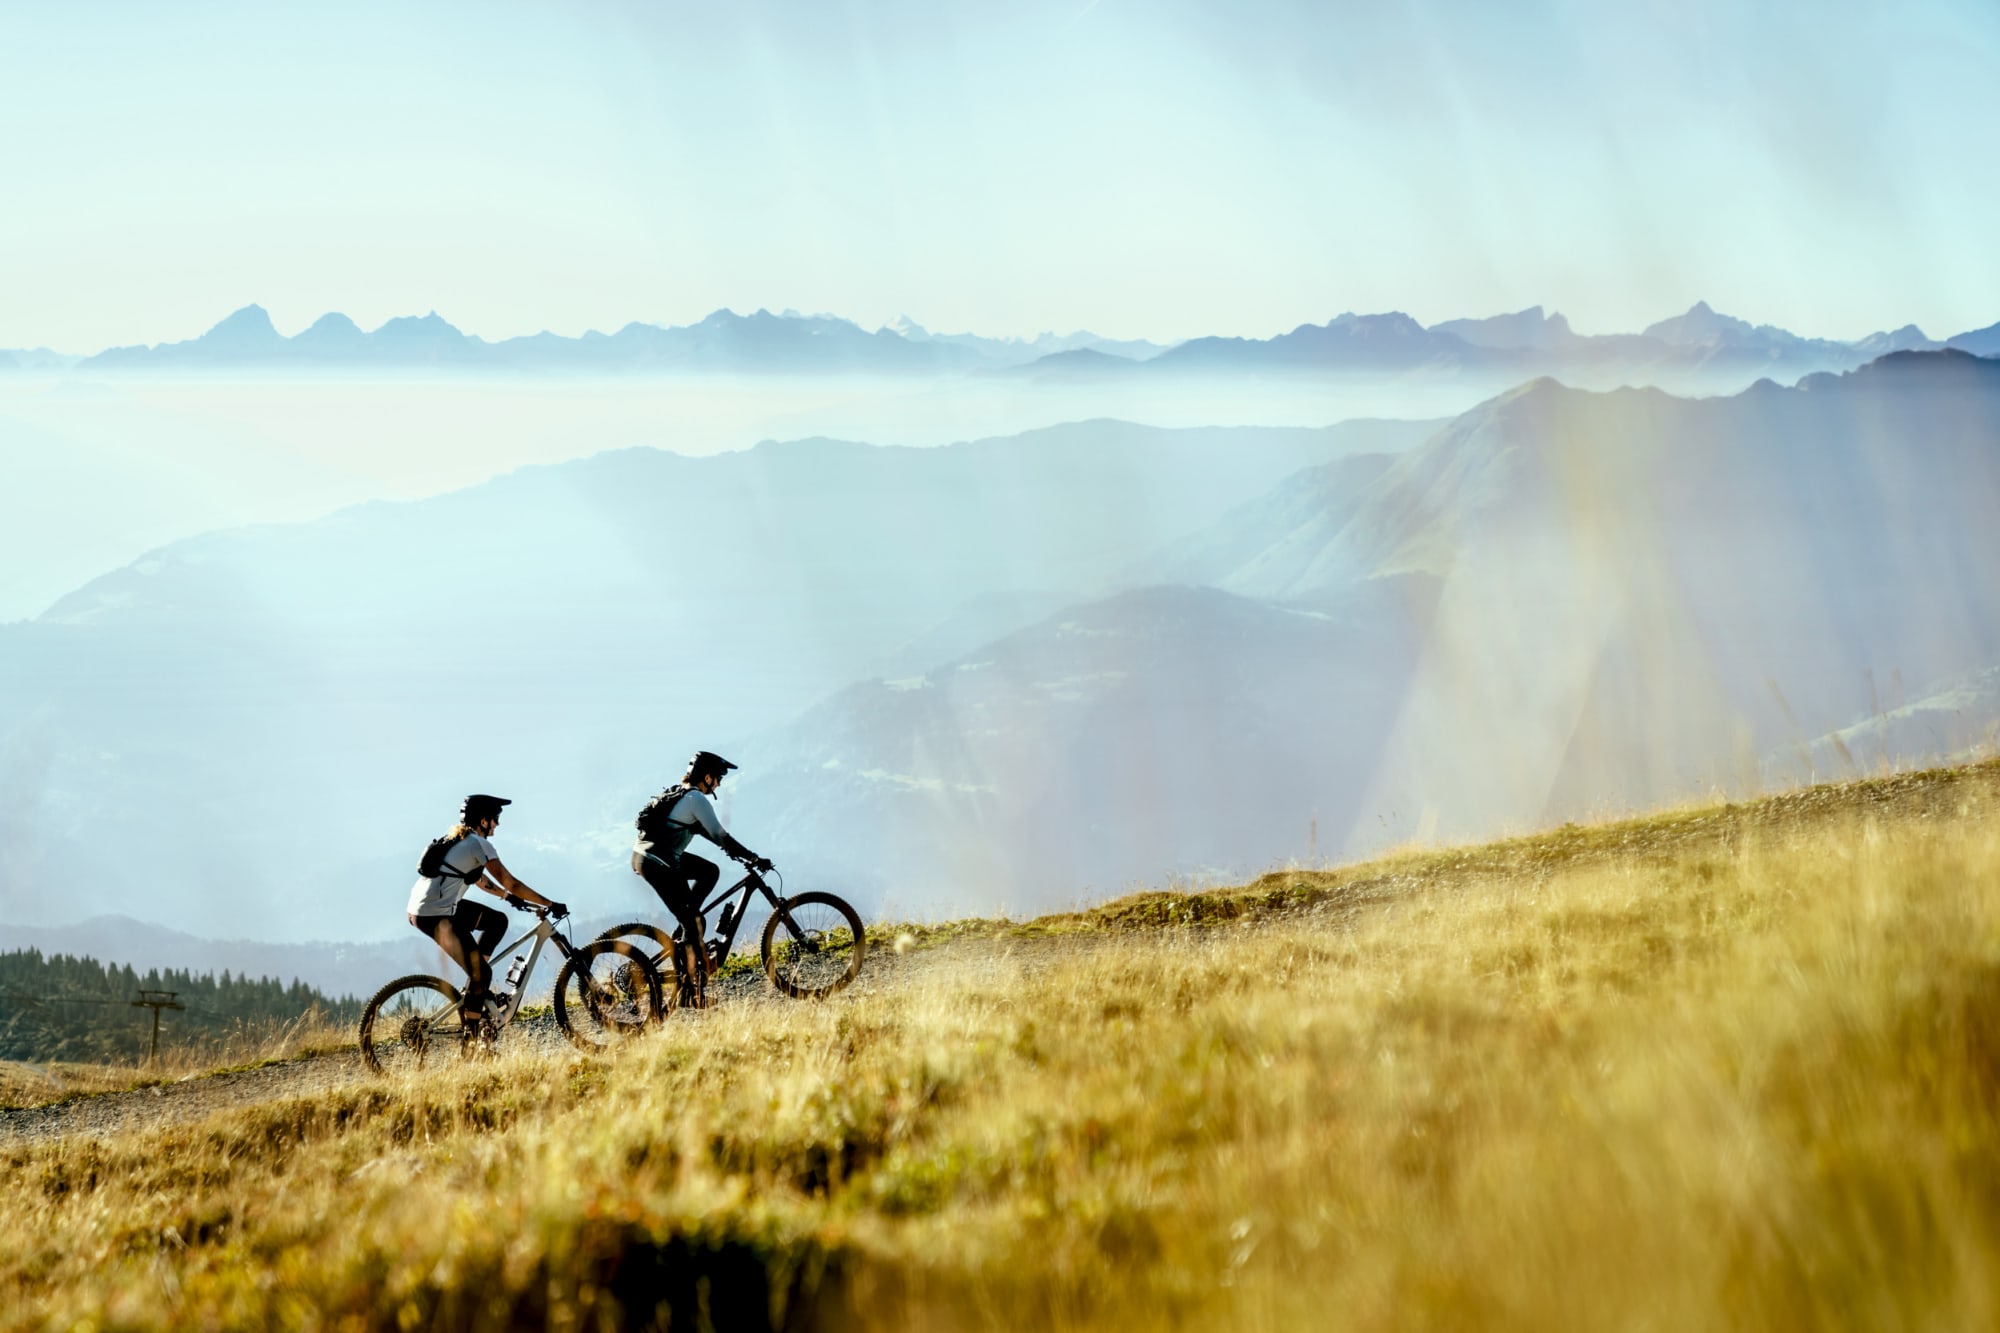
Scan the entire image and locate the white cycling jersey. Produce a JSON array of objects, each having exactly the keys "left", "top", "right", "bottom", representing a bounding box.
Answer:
[{"left": 406, "top": 833, "right": 498, "bottom": 917}]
